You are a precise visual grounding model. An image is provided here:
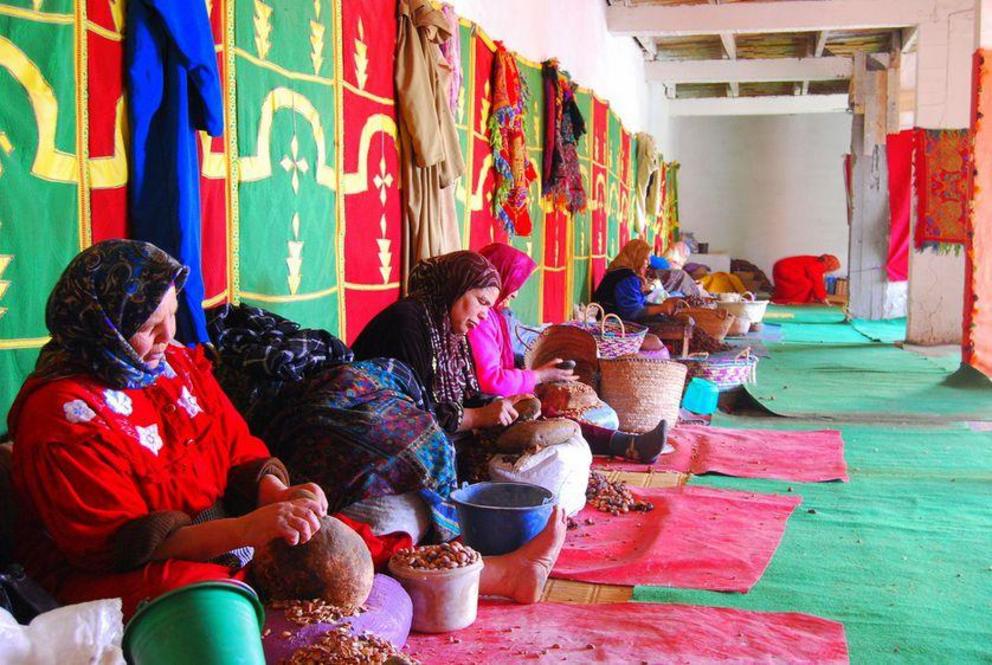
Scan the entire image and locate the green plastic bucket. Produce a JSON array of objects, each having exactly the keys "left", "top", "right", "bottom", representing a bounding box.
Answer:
[{"left": 123, "top": 580, "right": 266, "bottom": 665}]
